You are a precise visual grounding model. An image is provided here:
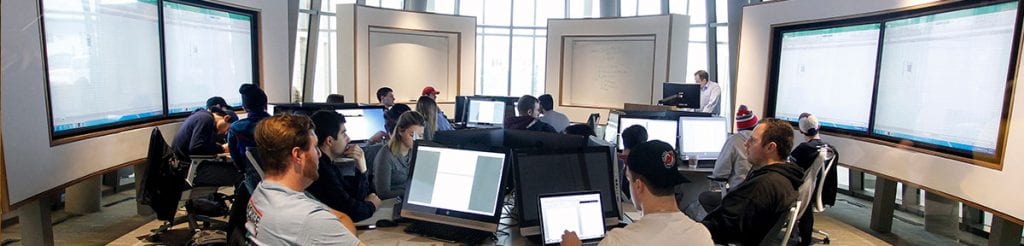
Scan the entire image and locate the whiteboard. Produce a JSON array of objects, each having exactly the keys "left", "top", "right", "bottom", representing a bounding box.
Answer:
[
  {"left": 564, "top": 37, "right": 656, "bottom": 109},
  {"left": 368, "top": 29, "right": 455, "bottom": 102}
]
